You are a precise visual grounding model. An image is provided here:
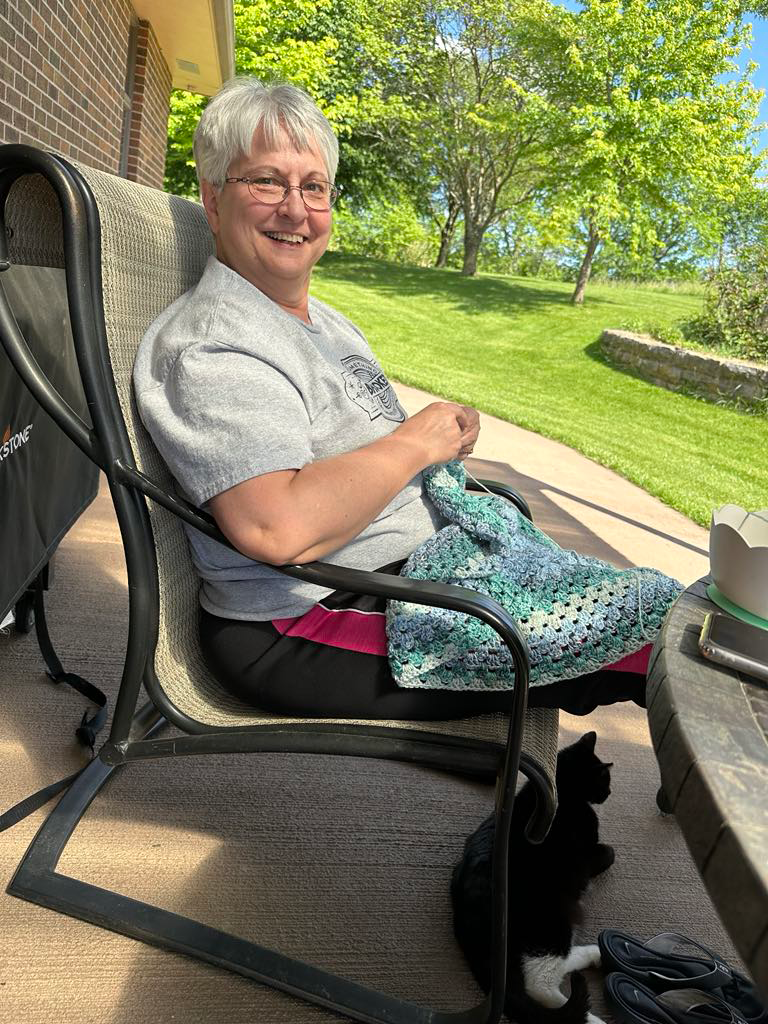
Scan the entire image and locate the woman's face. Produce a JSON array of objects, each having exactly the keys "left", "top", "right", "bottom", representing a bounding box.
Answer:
[{"left": 201, "top": 126, "right": 333, "bottom": 314}]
